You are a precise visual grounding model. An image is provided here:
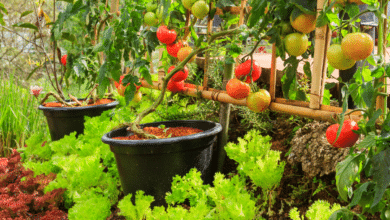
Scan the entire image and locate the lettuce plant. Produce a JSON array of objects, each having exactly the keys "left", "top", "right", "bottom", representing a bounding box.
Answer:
[
  {"left": 225, "top": 129, "right": 285, "bottom": 215},
  {"left": 118, "top": 168, "right": 261, "bottom": 220},
  {"left": 289, "top": 200, "right": 341, "bottom": 220}
]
